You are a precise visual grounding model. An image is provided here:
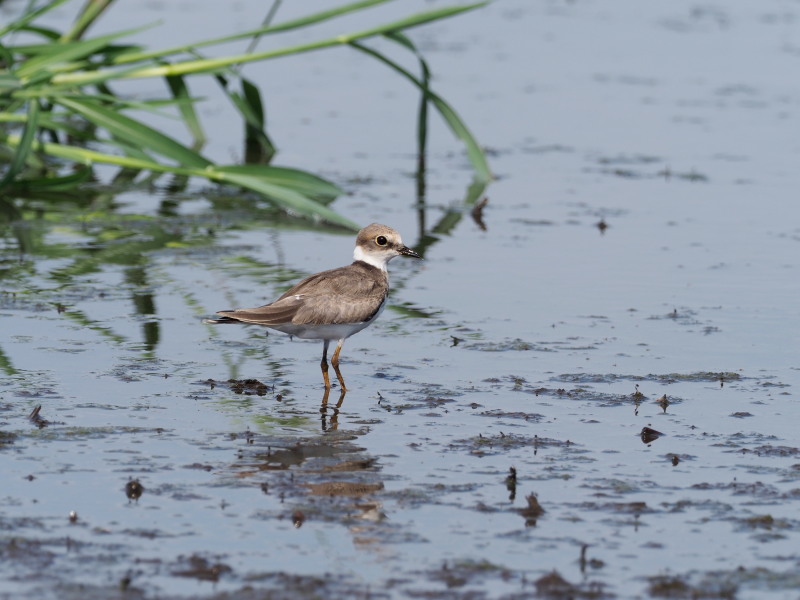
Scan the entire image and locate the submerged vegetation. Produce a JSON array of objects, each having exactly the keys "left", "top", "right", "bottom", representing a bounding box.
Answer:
[{"left": 0, "top": 0, "right": 490, "bottom": 230}]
